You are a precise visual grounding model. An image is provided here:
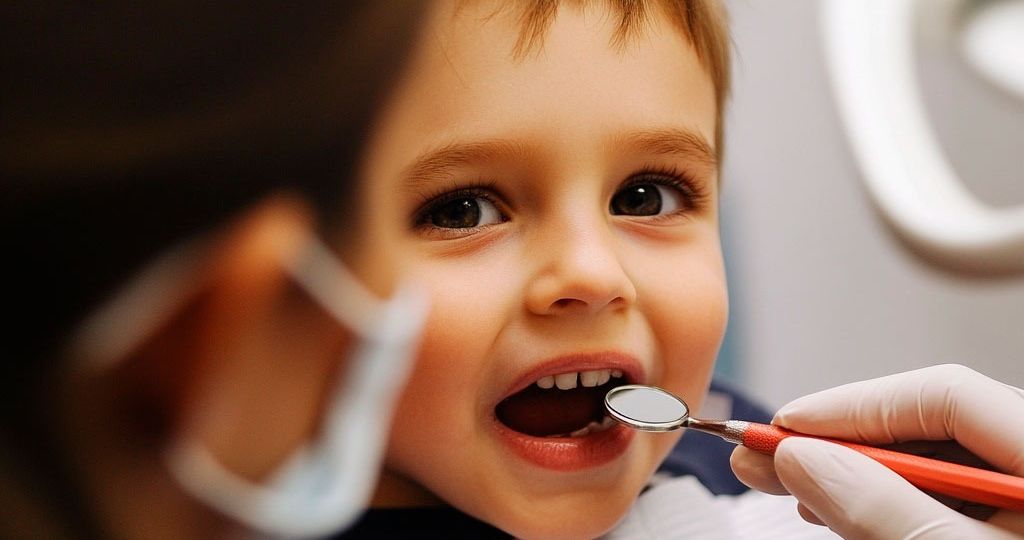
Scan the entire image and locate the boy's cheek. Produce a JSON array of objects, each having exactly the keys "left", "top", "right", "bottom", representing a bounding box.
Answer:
[
  {"left": 382, "top": 314, "right": 487, "bottom": 493},
  {"left": 639, "top": 255, "right": 728, "bottom": 404},
  {"left": 384, "top": 268, "right": 512, "bottom": 443},
  {"left": 391, "top": 307, "right": 488, "bottom": 419}
]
